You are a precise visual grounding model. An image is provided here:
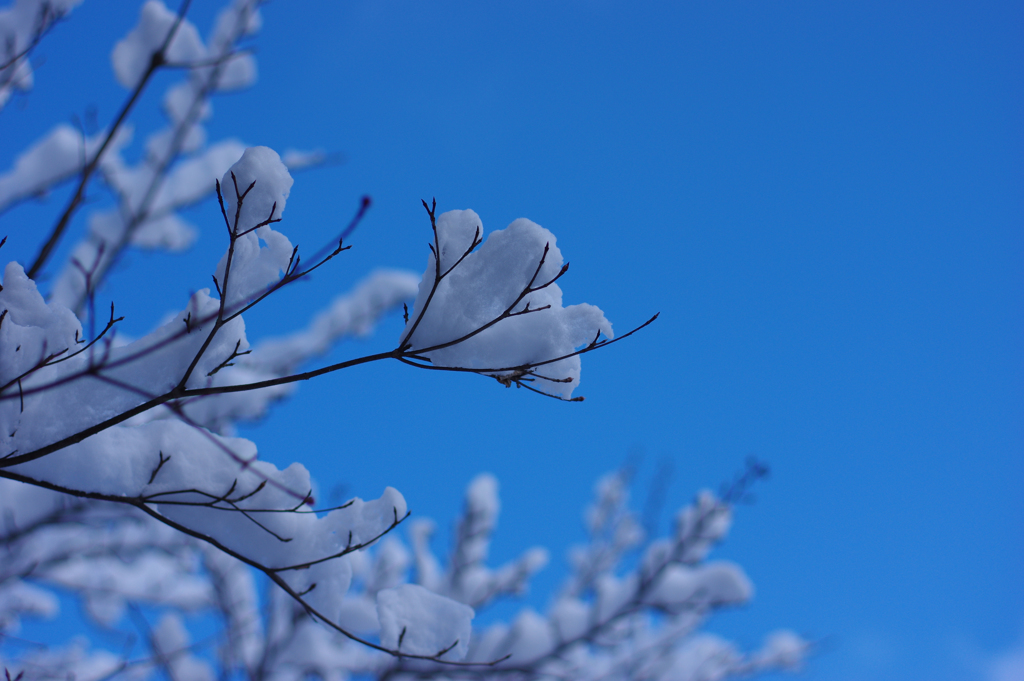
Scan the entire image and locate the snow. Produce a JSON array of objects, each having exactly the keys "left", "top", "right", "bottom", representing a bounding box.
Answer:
[
  {"left": 4, "top": 2, "right": 719, "bottom": 676},
  {"left": 279, "top": 557, "right": 353, "bottom": 623},
  {"left": 0, "top": 639, "right": 150, "bottom": 681},
  {"left": 756, "top": 630, "right": 807, "bottom": 671},
  {"left": 9, "top": 410, "right": 409, "bottom": 593},
  {"left": 219, "top": 145, "right": 292, "bottom": 230},
  {"left": 111, "top": 0, "right": 206, "bottom": 89},
  {"left": 504, "top": 609, "right": 555, "bottom": 663},
  {"left": 200, "top": 546, "right": 263, "bottom": 668},
  {"left": 1, "top": 209, "right": 800, "bottom": 676},
  {"left": 460, "top": 473, "right": 499, "bottom": 566},
  {"left": 214, "top": 146, "right": 295, "bottom": 308},
  {"left": 662, "top": 634, "right": 741, "bottom": 680},
  {"left": 282, "top": 148, "right": 329, "bottom": 170},
  {"left": 198, "top": 0, "right": 261, "bottom": 91},
  {"left": 47, "top": 138, "right": 247, "bottom": 311},
  {"left": 595, "top": 573, "right": 637, "bottom": 622},
  {"left": 466, "top": 472, "right": 500, "bottom": 521},
  {"left": 210, "top": 0, "right": 261, "bottom": 45},
  {"left": 158, "top": 269, "right": 417, "bottom": 436},
  {"left": 675, "top": 490, "right": 733, "bottom": 562},
  {"left": 0, "top": 124, "right": 116, "bottom": 212},
  {"left": 145, "top": 122, "right": 207, "bottom": 161},
  {"left": 128, "top": 211, "right": 198, "bottom": 251},
  {"left": 377, "top": 584, "right": 474, "bottom": 660},
  {"left": 164, "top": 141, "right": 249, "bottom": 207},
  {"left": 50, "top": 551, "right": 210, "bottom": 626},
  {"left": 365, "top": 538, "right": 411, "bottom": 594},
  {"left": 100, "top": 138, "right": 248, "bottom": 218},
  {"left": 434, "top": 208, "right": 482, "bottom": 272},
  {"left": 2, "top": 446, "right": 807, "bottom": 678},
  {"left": 0, "top": 582, "right": 58, "bottom": 633},
  {"left": 35, "top": 0, "right": 266, "bottom": 317},
  {"left": 336, "top": 595, "right": 379, "bottom": 634},
  {"left": 152, "top": 613, "right": 216, "bottom": 681},
  {"left": 402, "top": 473, "right": 549, "bottom": 611},
  {"left": 163, "top": 80, "right": 211, "bottom": 124},
  {"left": 647, "top": 562, "right": 753, "bottom": 609},
  {"left": 1, "top": 247, "right": 411, "bottom": 611},
  {"left": 409, "top": 518, "right": 443, "bottom": 592},
  {"left": 211, "top": 51, "right": 256, "bottom": 91},
  {"left": 0, "top": 261, "right": 83, "bottom": 389},
  {"left": 549, "top": 596, "right": 590, "bottom": 642},
  {"left": 401, "top": 211, "right": 613, "bottom": 399},
  {"left": 0, "top": 135, "right": 428, "bottom": 652}
]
